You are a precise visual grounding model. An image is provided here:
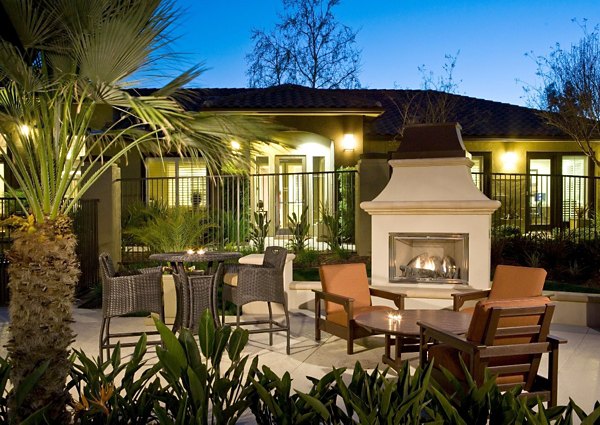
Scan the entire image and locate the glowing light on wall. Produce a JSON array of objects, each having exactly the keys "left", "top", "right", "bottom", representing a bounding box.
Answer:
[
  {"left": 342, "top": 134, "right": 356, "bottom": 151},
  {"left": 501, "top": 151, "right": 518, "bottom": 171}
]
